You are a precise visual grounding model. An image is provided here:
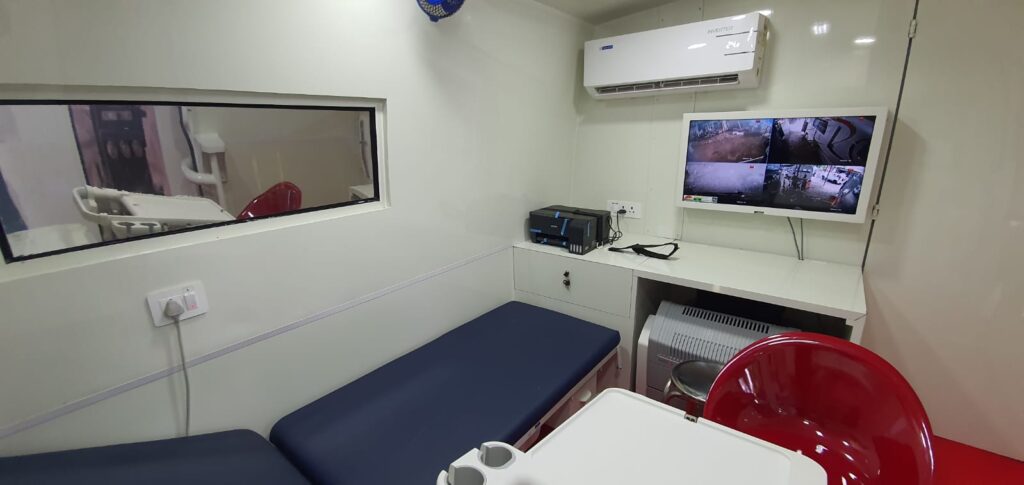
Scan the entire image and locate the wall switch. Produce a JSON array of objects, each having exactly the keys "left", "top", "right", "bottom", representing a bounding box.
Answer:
[
  {"left": 607, "top": 200, "right": 643, "bottom": 219},
  {"left": 146, "top": 281, "right": 209, "bottom": 327}
]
